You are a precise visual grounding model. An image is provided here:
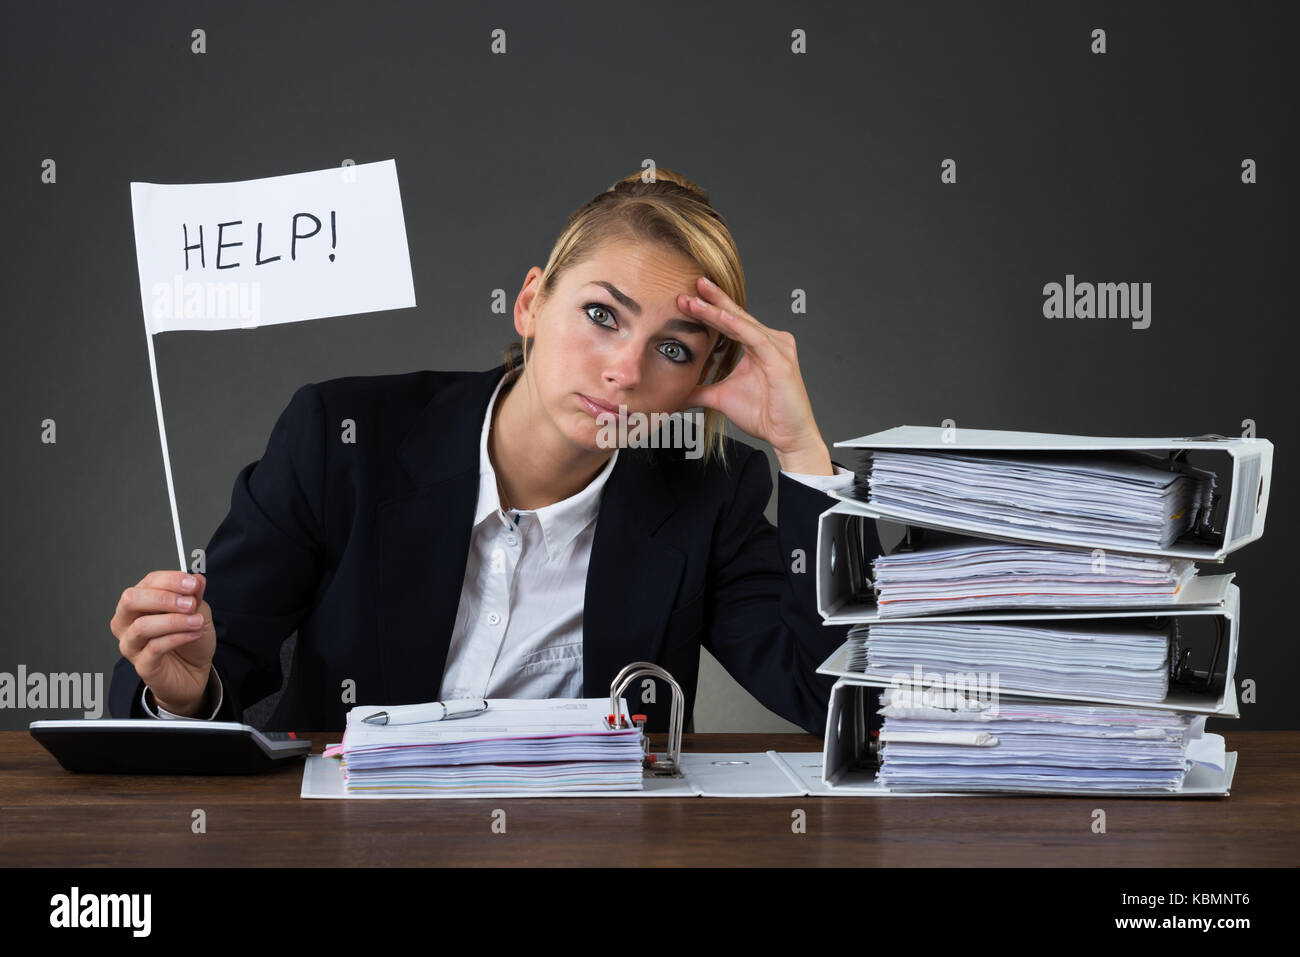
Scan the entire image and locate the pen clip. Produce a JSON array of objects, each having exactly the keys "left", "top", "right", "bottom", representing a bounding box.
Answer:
[{"left": 440, "top": 698, "right": 489, "bottom": 720}]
